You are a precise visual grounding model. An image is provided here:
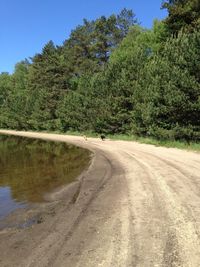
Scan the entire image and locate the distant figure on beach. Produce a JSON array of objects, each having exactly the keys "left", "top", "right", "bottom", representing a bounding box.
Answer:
[
  {"left": 83, "top": 135, "right": 87, "bottom": 141},
  {"left": 100, "top": 134, "right": 106, "bottom": 141}
]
